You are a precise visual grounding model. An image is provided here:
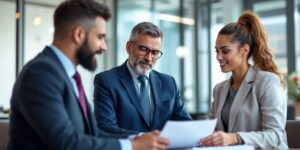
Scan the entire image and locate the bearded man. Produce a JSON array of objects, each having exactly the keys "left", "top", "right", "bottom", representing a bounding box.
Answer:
[{"left": 8, "top": 1, "right": 169, "bottom": 150}]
